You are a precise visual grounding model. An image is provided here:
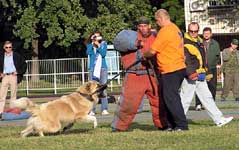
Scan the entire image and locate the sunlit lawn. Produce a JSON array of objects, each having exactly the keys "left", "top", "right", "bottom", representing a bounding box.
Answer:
[
  {"left": 1, "top": 87, "right": 238, "bottom": 150},
  {"left": 0, "top": 119, "right": 238, "bottom": 150}
]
